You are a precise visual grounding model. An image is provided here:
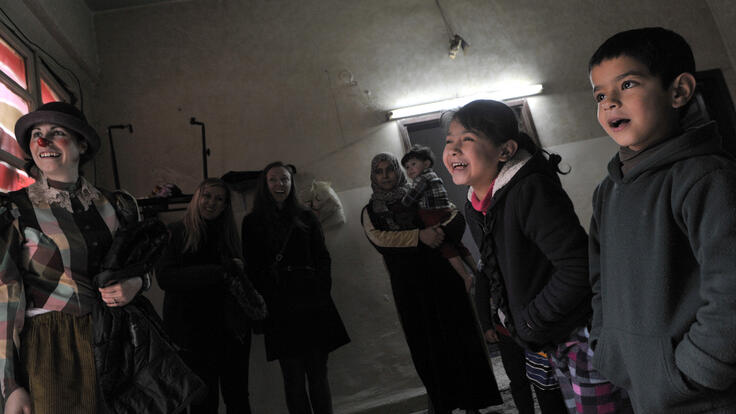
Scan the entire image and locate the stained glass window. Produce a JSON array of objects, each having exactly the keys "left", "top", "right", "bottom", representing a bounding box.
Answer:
[
  {"left": 41, "top": 78, "right": 61, "bottom": 104},
  {"left": 0, "top": 32, "right": 32, "bottom": 191},
  {"left": 0, "top": 82, "right": 32, "bottom": 191},
  {"left": 0, "top": 37, "right": 26, "bottom": 89}
]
